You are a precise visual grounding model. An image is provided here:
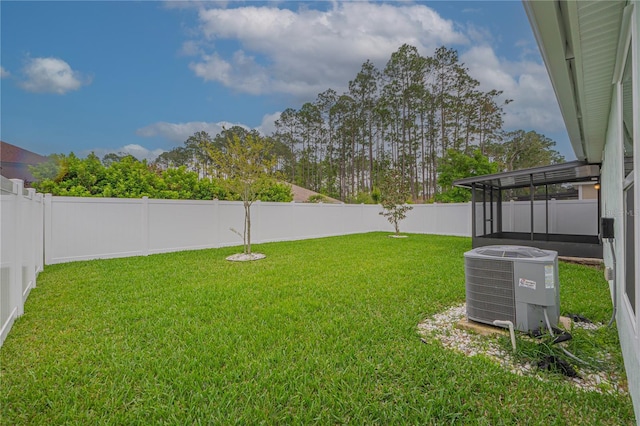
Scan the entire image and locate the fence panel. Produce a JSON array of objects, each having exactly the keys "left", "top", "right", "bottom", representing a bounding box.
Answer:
[
  {"left": 555, "top": 199, "right": 598, "bottom": 235},
  {"left": 400, "top": 203, "right": 471, "bottom": 236},
  {"left": 43, "top": 196, "right": 599, "bottom": 264},
  {"left": 501, "top": 200, "right": 597, "bottom": 235},
  {"left": 148, "top": 199, "right": 218, "bottom": 254},
  {"left": 0, "top": 177, "right": 44, "bottom": 347},
  {"left": 46, "top": 197, "right": 145, "bottom": 264},
  {"left": 217, "top": 201, "right": 247, "bottom": 247},
  {"left": 0, "top": 178, "right": 18, "bottom": 346}
]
